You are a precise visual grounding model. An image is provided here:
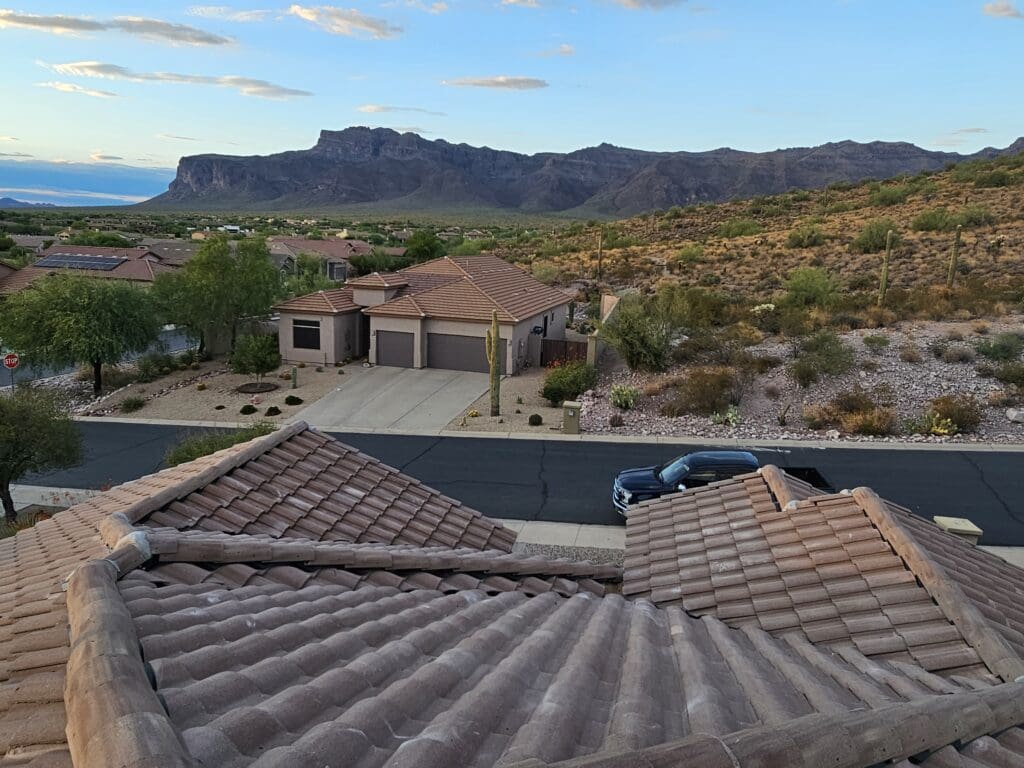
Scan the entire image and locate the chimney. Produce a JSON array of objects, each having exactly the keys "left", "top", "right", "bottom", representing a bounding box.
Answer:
[{"left": 932, "top": 516, "right": 983, "bottom": 545}]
